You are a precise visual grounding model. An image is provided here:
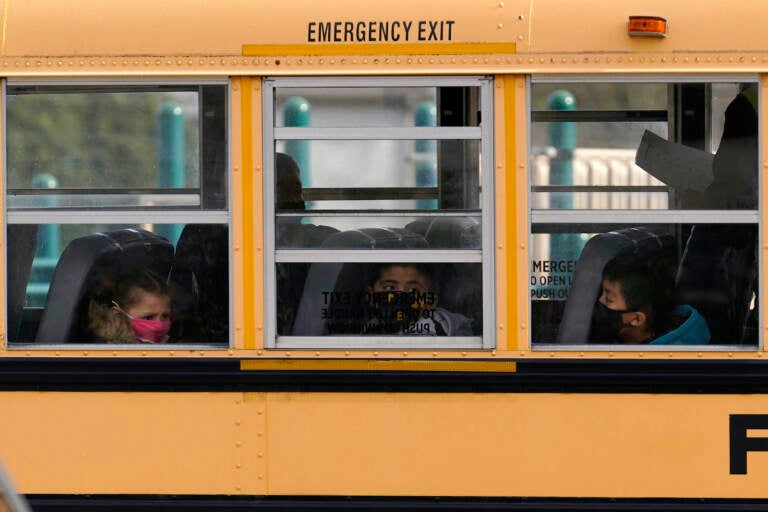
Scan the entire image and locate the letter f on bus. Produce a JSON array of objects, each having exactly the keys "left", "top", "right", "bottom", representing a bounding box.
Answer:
[{"left": 730, "top": 414, "right": 768, "bottom": 474}]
